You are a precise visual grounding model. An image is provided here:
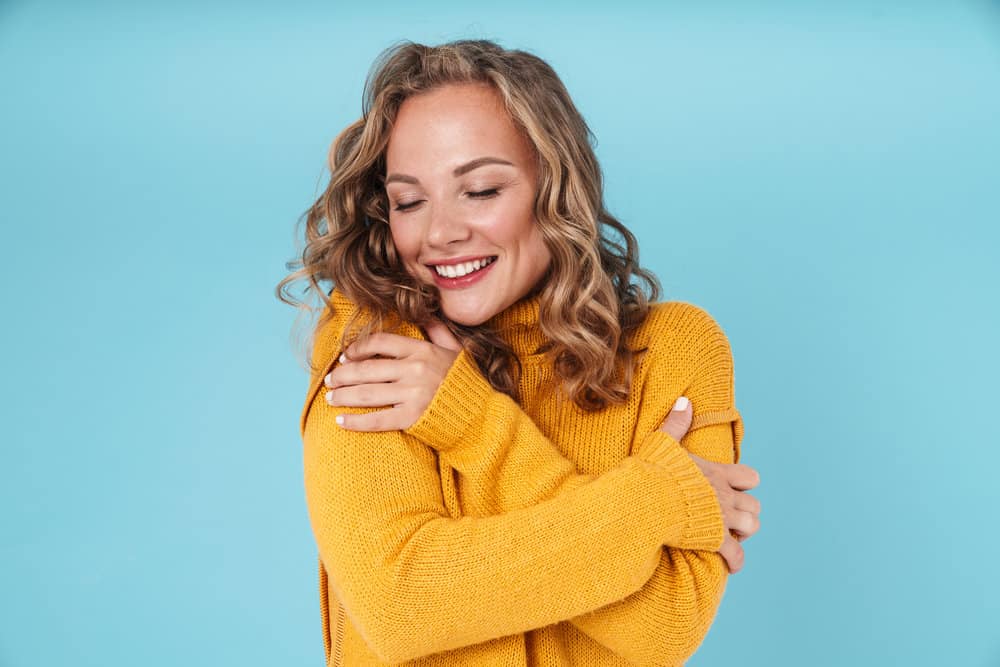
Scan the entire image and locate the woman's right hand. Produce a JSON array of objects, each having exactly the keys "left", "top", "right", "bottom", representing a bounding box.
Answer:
[{"left": 659, "top": 396, "right": 761, "bottom": 574}]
